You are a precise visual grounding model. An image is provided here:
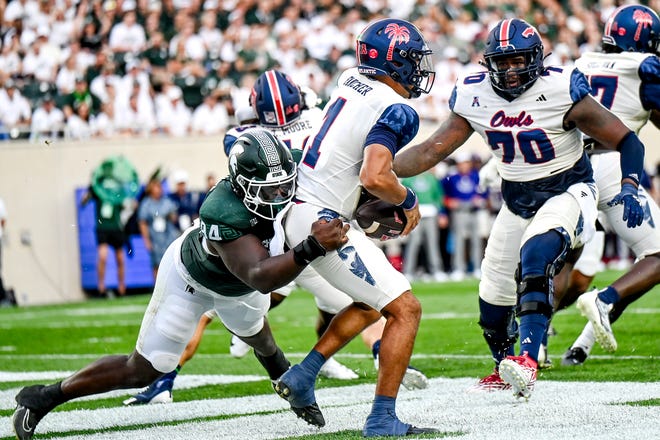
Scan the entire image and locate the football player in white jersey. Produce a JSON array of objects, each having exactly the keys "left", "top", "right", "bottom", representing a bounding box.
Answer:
[
  {"left": 272, "top": 19, "right": 438, "bottom": 437},
  {"left": 394, "top": 18, "right": 645, "bottom": 399},
  {"left": 224, "top": 69, "right": 430, "bottom": 388},
  {"left": 555, "top": 4, "right": 660, "bottom": 366}
]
